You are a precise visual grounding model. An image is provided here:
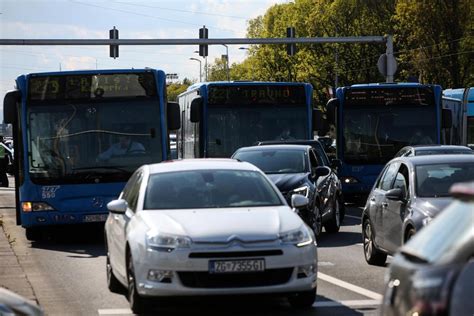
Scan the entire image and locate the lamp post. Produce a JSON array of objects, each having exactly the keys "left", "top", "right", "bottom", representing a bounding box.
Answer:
[
  {"left": 189, "top": 58, "right": 202, "bottom": 82},
  {"left": 193, "top": 51, "right": 207, "bottom": 81},
  {"left": 222, "top": 44, "right": 230, "bottom": 81}
]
